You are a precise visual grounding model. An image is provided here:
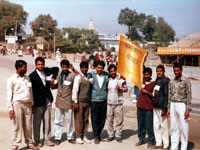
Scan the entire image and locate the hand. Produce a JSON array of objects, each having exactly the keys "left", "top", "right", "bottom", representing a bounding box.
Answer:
[
  {"left": 50, "top": 78, "right": 55, "bottom": 89},
  {"left": 9, "top": 110, "right": 15, "bottom": 120},
  {"left": 70, "top": 64, "right": 74, "bottom": 70},
  {"left": 115, "top": 84, "right": 120, "bottom": 91},
  {"left": 73, "top": 103, "right": 79, "bottom": 111},
  {"left": 184, "top": 111, "right": 190, "bottom": 119},
  {"left": 161, "top": 111, "right": 166, "bottom": 117},
  {"left": 167, "top": 109, "right": 170, "bottom": 118},
  {"left": 32, "top": 106, "right": 36, "bottom": 114},
  {"left": 141, "top": 88, "right": 147, "bottom": 94}
]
